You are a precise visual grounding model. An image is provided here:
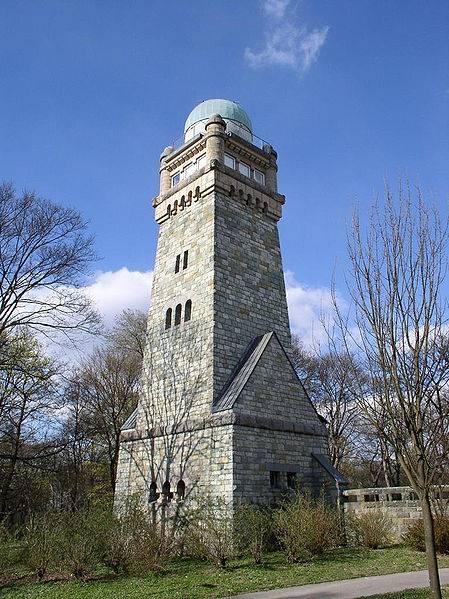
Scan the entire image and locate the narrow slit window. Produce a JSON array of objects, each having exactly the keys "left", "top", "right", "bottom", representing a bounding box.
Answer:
[
  {"left": 287, "top": 472, "right": 297, "bottom": 489},
  {"left": 175, "top": 254, "right": 180, "bottom": 273},
  {"left": 270, "top": 471, "right": 281, "bottom": 489},
  {"left": 175, "top": 303, "right": 182, "bottom": 326},
  {"left": 183, "top": 250, "right": 189, "bottom": 270},
  {"left": 165, "top": 308, "right": 172, "bottom": 330},
  {"left": 184, "top": 299, "right": 192, "bottom": 322}
]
